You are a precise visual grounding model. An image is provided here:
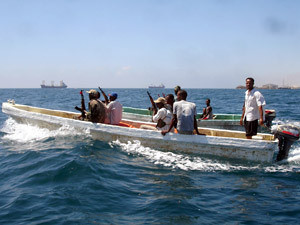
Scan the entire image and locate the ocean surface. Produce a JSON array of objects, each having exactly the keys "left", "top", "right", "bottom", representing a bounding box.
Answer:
[{"left": 0, "top": 88, "right": 300, "bottom": 225}]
